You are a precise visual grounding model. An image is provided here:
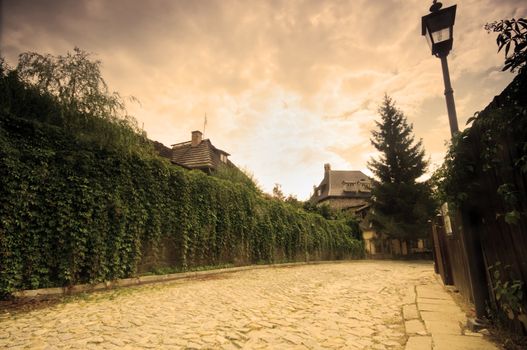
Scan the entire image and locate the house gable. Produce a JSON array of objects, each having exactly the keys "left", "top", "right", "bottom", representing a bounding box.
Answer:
[
  {"left": 311, "top": 164, "right": 372, "bottom": 212},
  {"left": 171, "top": 130, "right": 233, "bottom": 172}
]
